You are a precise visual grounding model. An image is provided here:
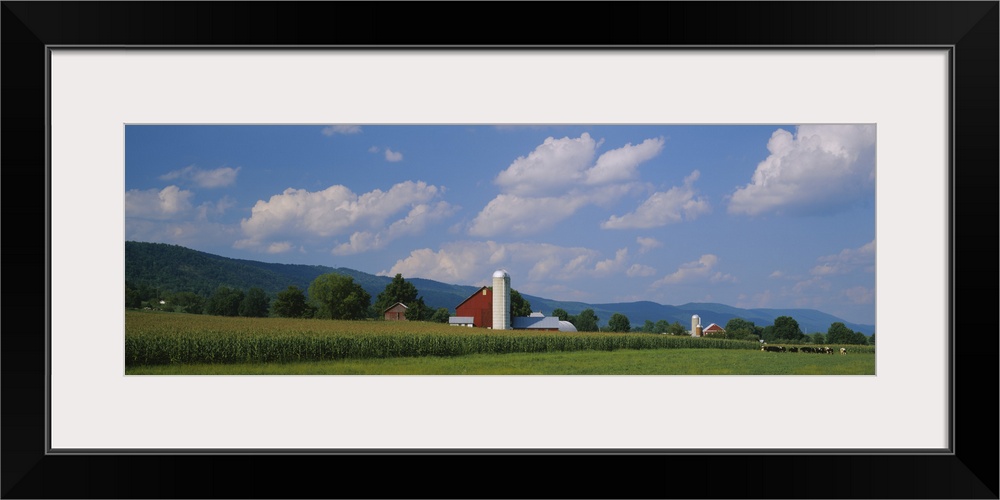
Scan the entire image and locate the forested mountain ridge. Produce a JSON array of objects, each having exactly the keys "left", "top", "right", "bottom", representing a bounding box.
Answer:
[
  {"left": 124, "top": 241, "right": 874, "bottom": 334},
  {"left": 125, "top": 241, "right": 481, "bottom": 314}
]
